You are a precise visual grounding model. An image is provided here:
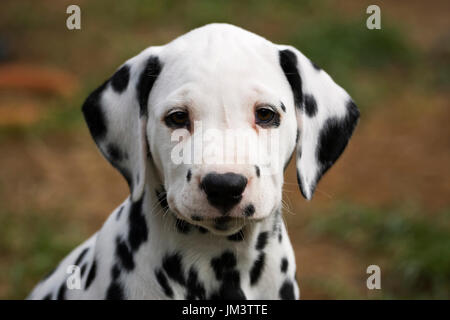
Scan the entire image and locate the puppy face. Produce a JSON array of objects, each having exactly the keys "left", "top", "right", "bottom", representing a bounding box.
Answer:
[
  {"left": 82, "top": 24, "right": 359, "bottom": 235},
  {"left": 147, "top": 37, "right": 297, "bottom": 234}
]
